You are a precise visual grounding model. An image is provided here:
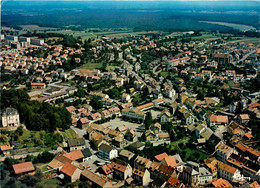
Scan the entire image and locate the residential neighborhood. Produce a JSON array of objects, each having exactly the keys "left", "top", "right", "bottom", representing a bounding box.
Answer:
[{"left": 0, "top": 30, "right": 259, "bottom": 188}]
